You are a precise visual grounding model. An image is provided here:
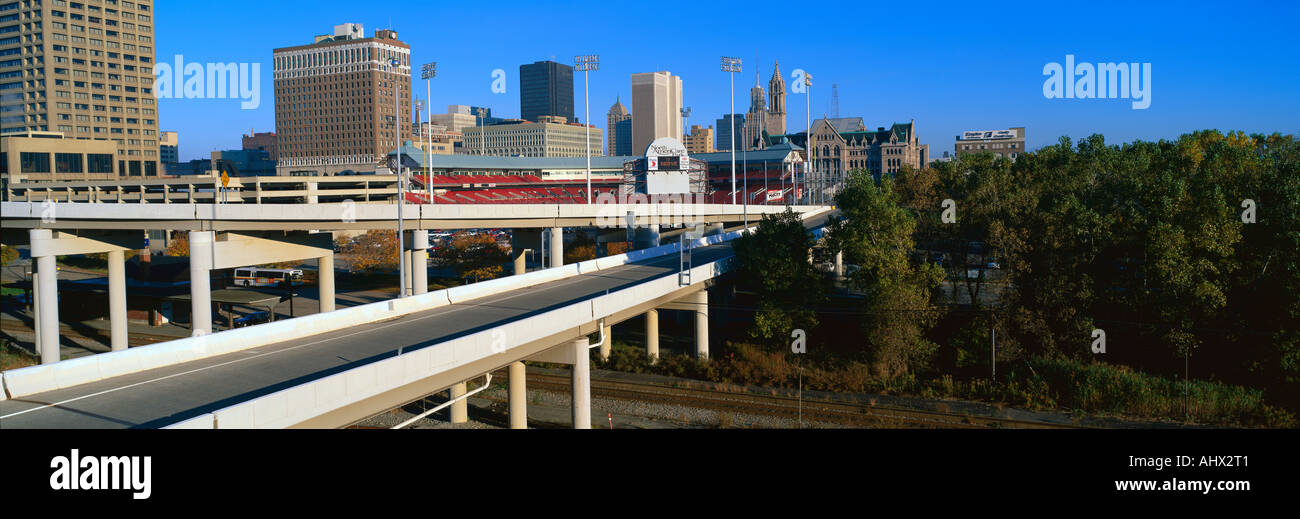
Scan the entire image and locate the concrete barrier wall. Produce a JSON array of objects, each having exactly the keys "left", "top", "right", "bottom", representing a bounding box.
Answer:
[
  {"left": 182, "top": 250, "right": 741, "bottom": 428},
  {"left": 0, "top": 225, "right": 752, "bottom": 399}
]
